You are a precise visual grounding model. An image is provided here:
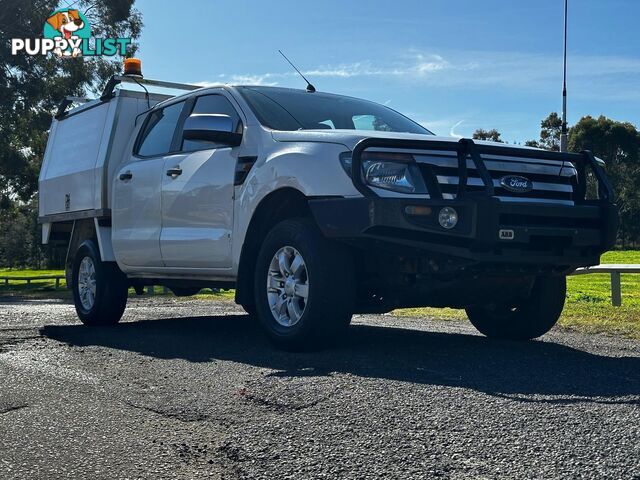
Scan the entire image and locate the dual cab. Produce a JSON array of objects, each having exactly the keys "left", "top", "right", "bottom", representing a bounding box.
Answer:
[{"left": 39, "top": 75, "right": 618, "bottom": 349}]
